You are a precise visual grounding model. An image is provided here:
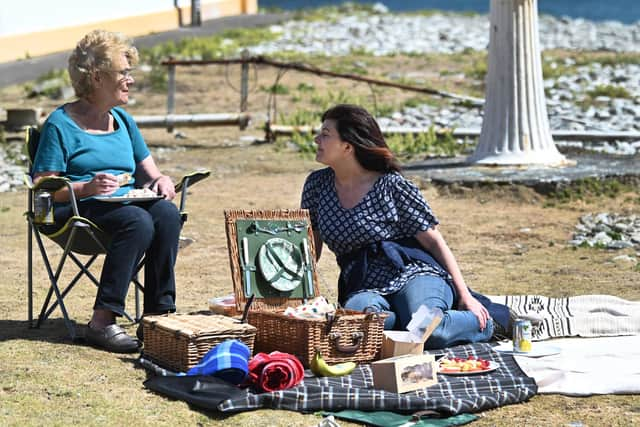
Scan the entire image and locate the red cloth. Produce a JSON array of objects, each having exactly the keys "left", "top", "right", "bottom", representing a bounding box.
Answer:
[{"left": 247, "top": 351, "right": 304, "bottom": 392}]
